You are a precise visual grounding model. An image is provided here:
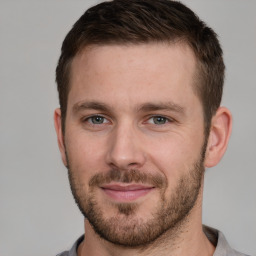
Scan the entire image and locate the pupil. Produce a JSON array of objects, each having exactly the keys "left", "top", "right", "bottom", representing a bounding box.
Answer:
[
  {"left": 93, "top": 116, "right": 103, "bottom": 124},
  {"left": 154, "top": 116, "right": 166, "bottom": 124}
]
